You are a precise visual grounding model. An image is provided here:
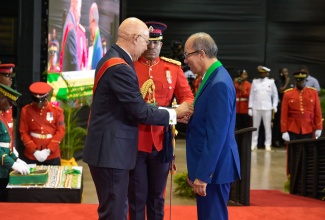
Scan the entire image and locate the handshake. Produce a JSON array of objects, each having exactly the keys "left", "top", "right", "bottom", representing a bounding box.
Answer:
[
  {"left": 175, "top": 102, "right": 194, "bottom": 124},
  {"left": 33, "top": 149, "right": 51, "bottom": 162}
]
